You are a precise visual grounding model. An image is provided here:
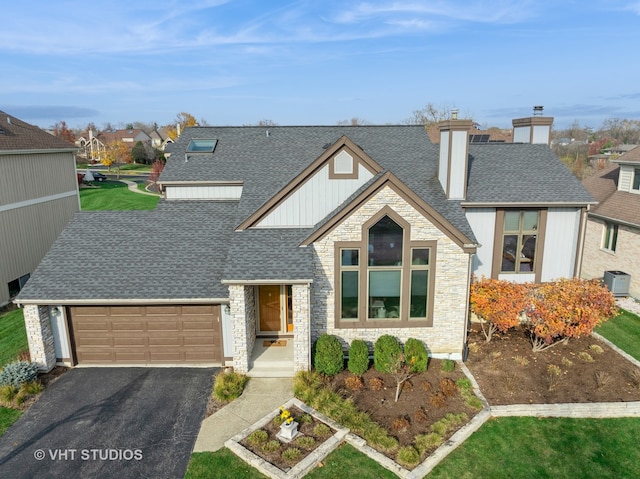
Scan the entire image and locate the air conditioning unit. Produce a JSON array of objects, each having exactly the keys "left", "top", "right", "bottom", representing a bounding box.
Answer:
[{"left": 603, "top": 271, "right": 630, "bottom": 297}]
